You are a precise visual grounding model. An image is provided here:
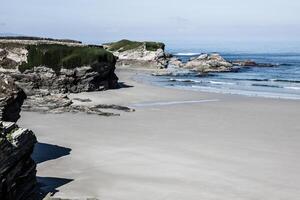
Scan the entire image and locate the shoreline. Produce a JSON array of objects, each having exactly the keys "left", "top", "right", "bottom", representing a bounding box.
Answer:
[{"left": 19, "top": 67, "right": 300, "bottom": 200}]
